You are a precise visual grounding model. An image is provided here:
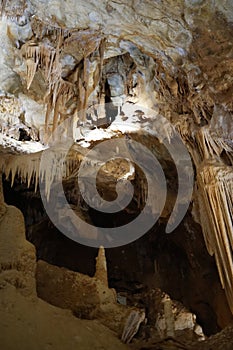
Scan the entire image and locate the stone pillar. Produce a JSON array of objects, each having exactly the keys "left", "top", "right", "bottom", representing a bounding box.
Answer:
[{"left": 95, "top": 246, "right": 108, "bottom": 287}]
